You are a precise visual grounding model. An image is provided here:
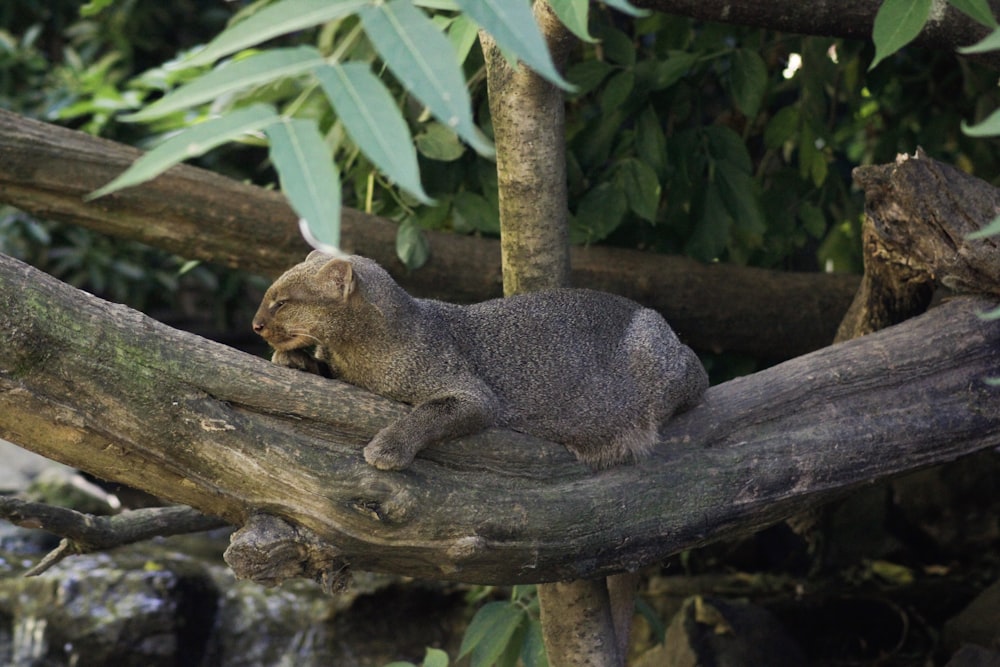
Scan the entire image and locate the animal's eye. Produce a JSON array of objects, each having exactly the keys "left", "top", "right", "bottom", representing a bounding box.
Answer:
[{"left": 272, "top": 300, "right": 287, "bottom": 312}]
